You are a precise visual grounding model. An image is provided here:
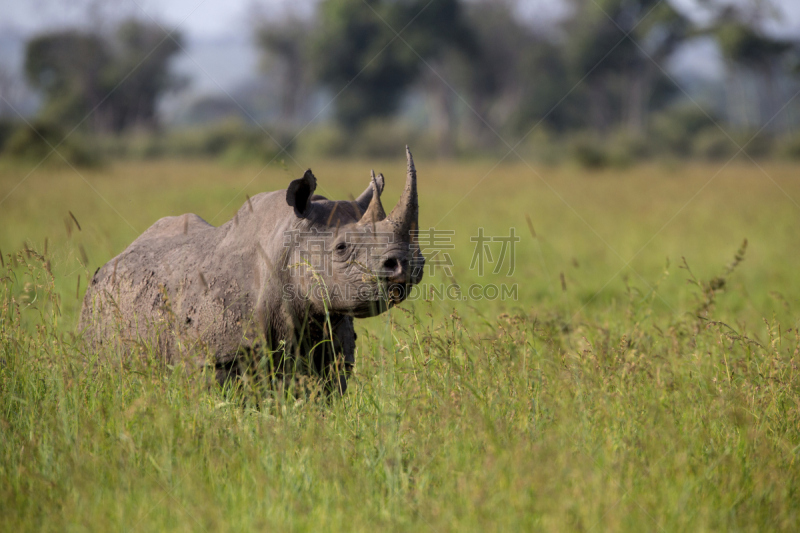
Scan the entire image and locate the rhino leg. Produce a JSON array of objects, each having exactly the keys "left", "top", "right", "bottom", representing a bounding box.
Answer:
[
  {"left": 210, "top": 314, "right": 355, "bottom": 396},
  {"left": 330, "top": 315, "right": 356, "bottom": 394}
]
